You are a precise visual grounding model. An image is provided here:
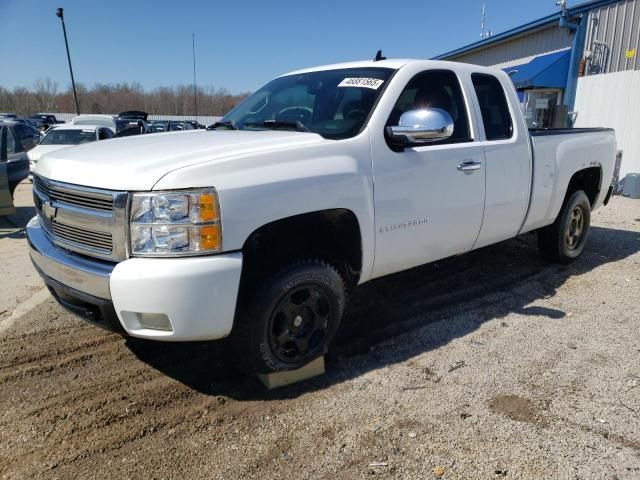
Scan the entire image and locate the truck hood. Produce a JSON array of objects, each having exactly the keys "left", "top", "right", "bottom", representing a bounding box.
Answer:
[
  {"left": 27, "top": 144, "right": 76, "bottom": 163},
  {"left": 35, "top": 129, "right": 325, "bottom": 190}
]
